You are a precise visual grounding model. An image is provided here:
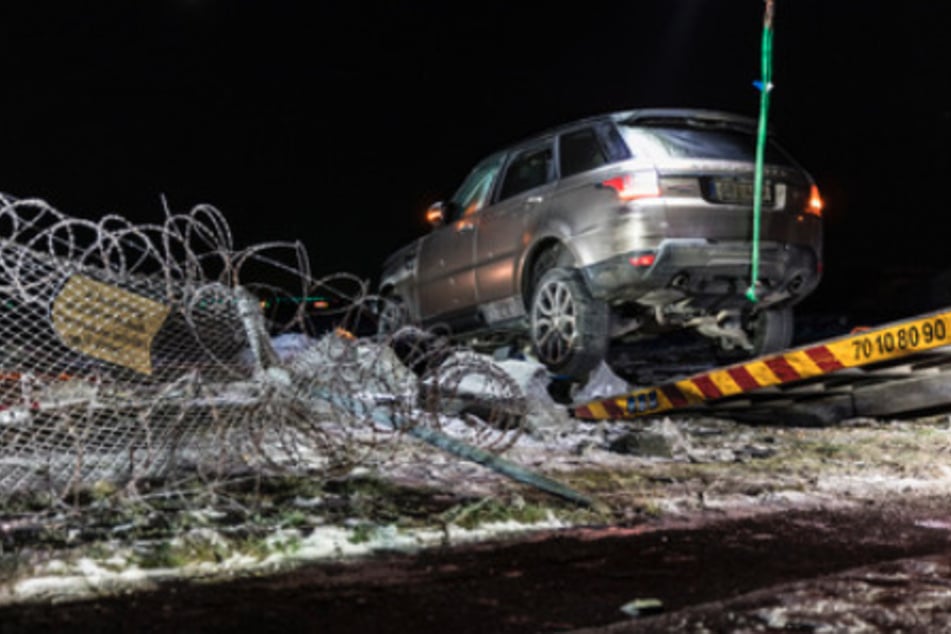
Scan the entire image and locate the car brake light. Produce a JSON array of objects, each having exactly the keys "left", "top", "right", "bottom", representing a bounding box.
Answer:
[
  {"left": 806, "top": 184, "right": 823, "bottom": 217},
  {"left": 629, "top": 253, "right": 656, "bottom": 267},
  {"left": 601, "top": 171, "right": 660, "bottom": 201}
]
